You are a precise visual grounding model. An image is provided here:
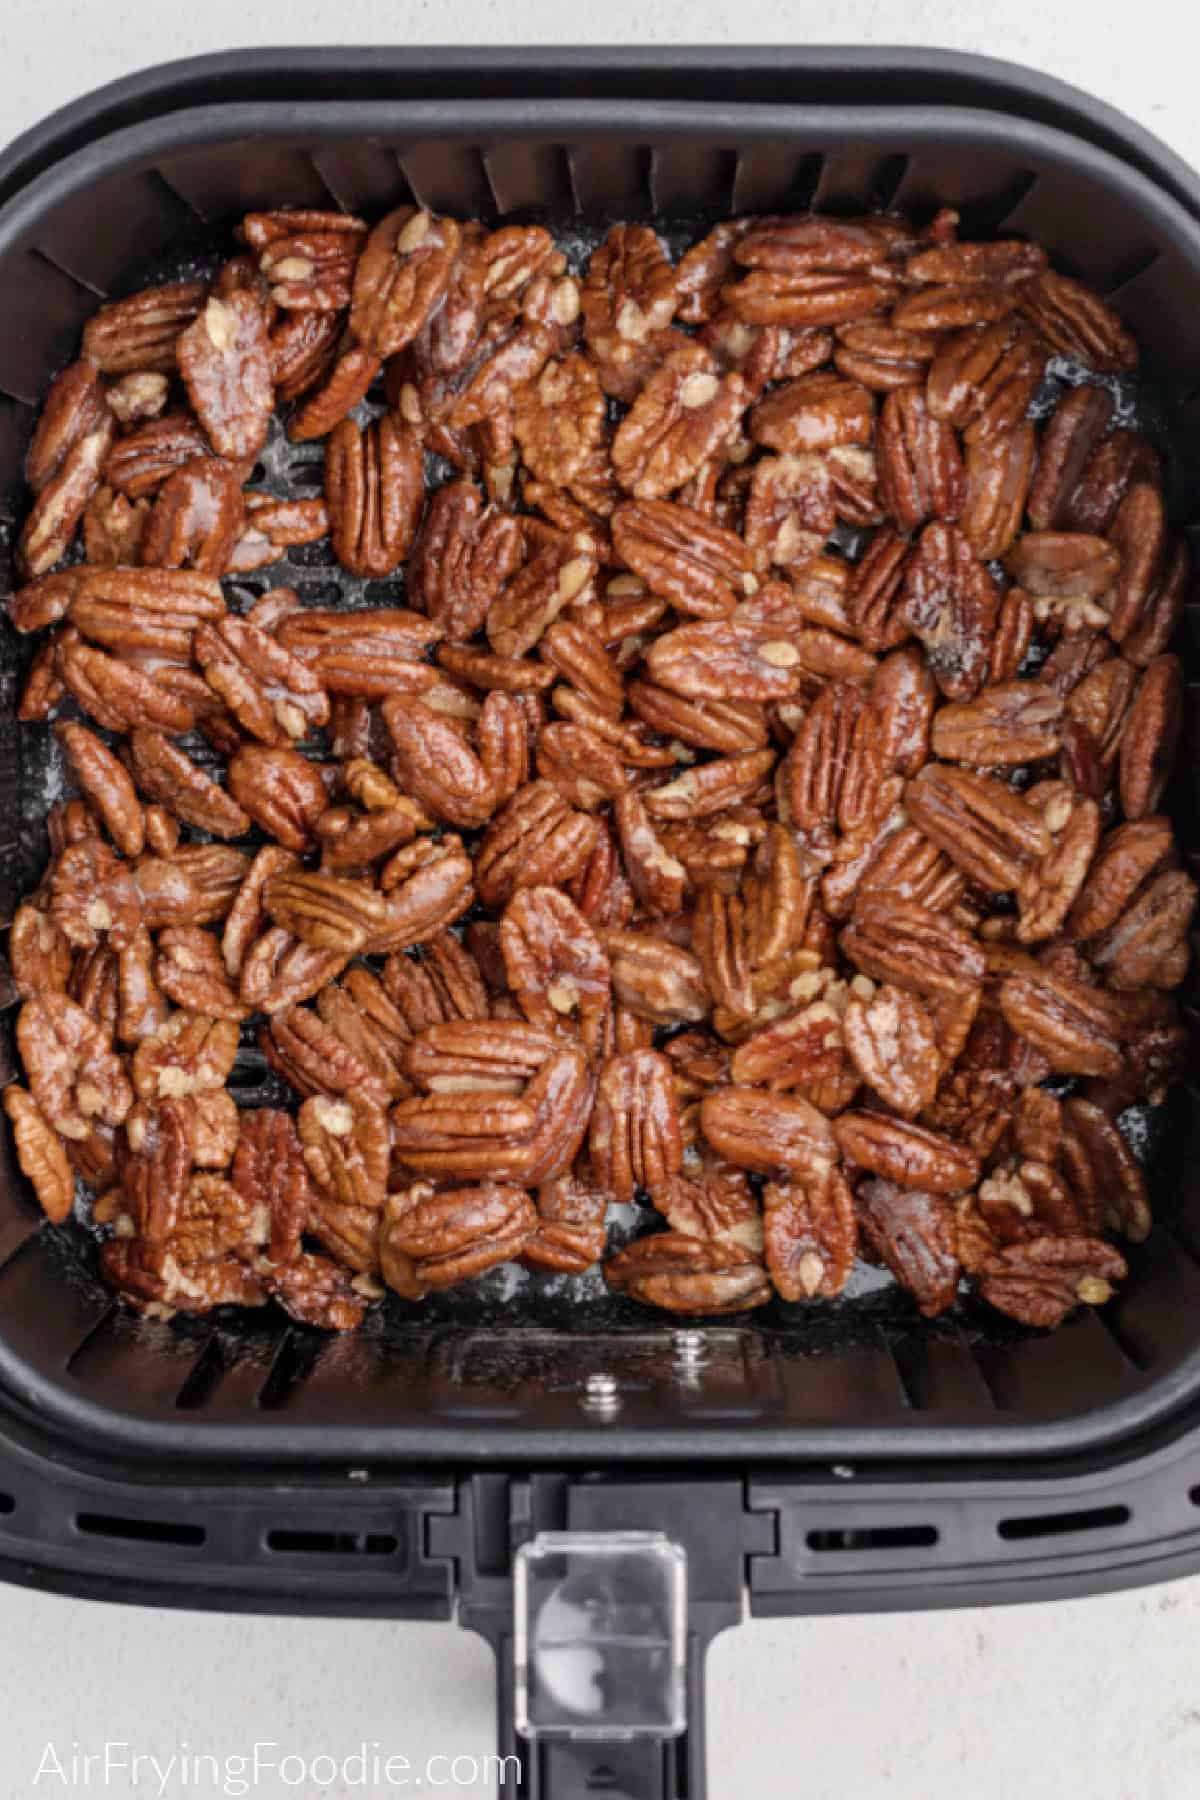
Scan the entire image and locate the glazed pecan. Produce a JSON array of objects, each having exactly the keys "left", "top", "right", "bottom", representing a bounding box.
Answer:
[
  {"left": 723, "top": 217, "right": 900, "bottom": 327},
  {"left": 611, "top": 499, "right": 752, "bottom": 619},
  {"left": 154, "top": 928, "right": 248, "bottom": 1019},
  {"left": 16, "top": 993, "right": 132, "bottom": 1139},
  {"left": 762, "top": 1169, "right": 856, "bottom": 1299},
  {"left": 842, "top": 984, "right": 940, "bottom": 1118},
  {"left": 613, "top": 344, "right": 745, "bottom": 499},
  {"left": 298, "top": 1093, "right": 389, "bottom": 1212},
  {"left": 351, "top": 208, "right": 460, "bottom": 357},
  {"left": 998, "top": 968, "right": 1124, "bottom": 1078},
  {"left": 523, "top": 1175, "right": 610, "bottom": 1273},
  {"left": 960, "top": 422, "right": 1036, "bottom": 560},
  {"left": 124, "top": 729, "right": 251, "bottom": 839},
  {"left": 9, "top": 904, "right": 72, "bottom": 1000},
  {"left": 876, "top": 385, "right": 965, "bottom": 530},
  {"left": 55, "top": 721, "right": 144, "bottom": 857},
  {"left": 226, "top": 746, "right": 330, "bottom": 850},
  {"left": 382, "top": 1183, "right": 536, "bottom": 1291},
  {"left": 1070, "top": 819, "right": 1173, "bottom": 944},
  {"left": 131, "top": 1011, "right": 239, "bottom": 1101},
  {"left": 140, "top": 458, "right": 245, "bottom": 575},
  {"left": 589, "top": 1049, "right": 683, "bottom": 1203},
  {"left": 177, "top": 293, "right": 273, "bottom": 461},
  {"left": 3, "top": 1085, "right": 75, "bottom": 1222},
  {"left": 407, "top": 479, "right": 525, "bottom": 640},
  {"left": 900, "top": 521, "right": 999, "bottom": 699},
  {"left": 501, "top": 886, "right": 611, "bottom": 1056},
  {"left": 604, "top": 928, "right": 710, "bottom": 1026},
  {"left": 82, "top": 279, "right": 209, "bottom": 374},
  {"left": 325, "top": 412, "right": 425, "bottom": 577},
  {"left": 700, "top": 1084, "right": 836, "bottom": 1176},
  {"left": 930, "top": 681, "right": 1063, "bottom": 767},
  {"left": 977, "top": 1235, "right": 1127, "bottom": 1327},
  {"left": 856, "top": 1177, "right": 961, "bottom": 1316},
  {"left": 840, "top": 898, "right": 986, "bottom": 998},
  {"left": 604, "top": 1232, "right": 771, "bottom": 1314},
  {"left": 905, "top": 765, "right": 1050, "bottom": 893},
  {"left": 1120, "top": 655, "right": 1183, "bottom": 821}
]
